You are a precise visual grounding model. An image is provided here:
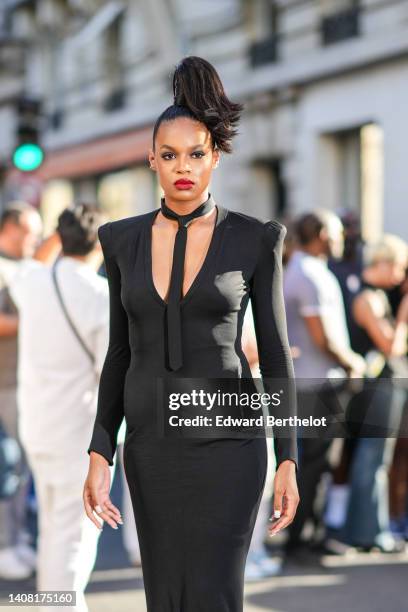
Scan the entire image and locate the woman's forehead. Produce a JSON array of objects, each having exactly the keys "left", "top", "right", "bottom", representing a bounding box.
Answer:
[{"left": 156, "top": 118, "right": 211, "bottom": 148}]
